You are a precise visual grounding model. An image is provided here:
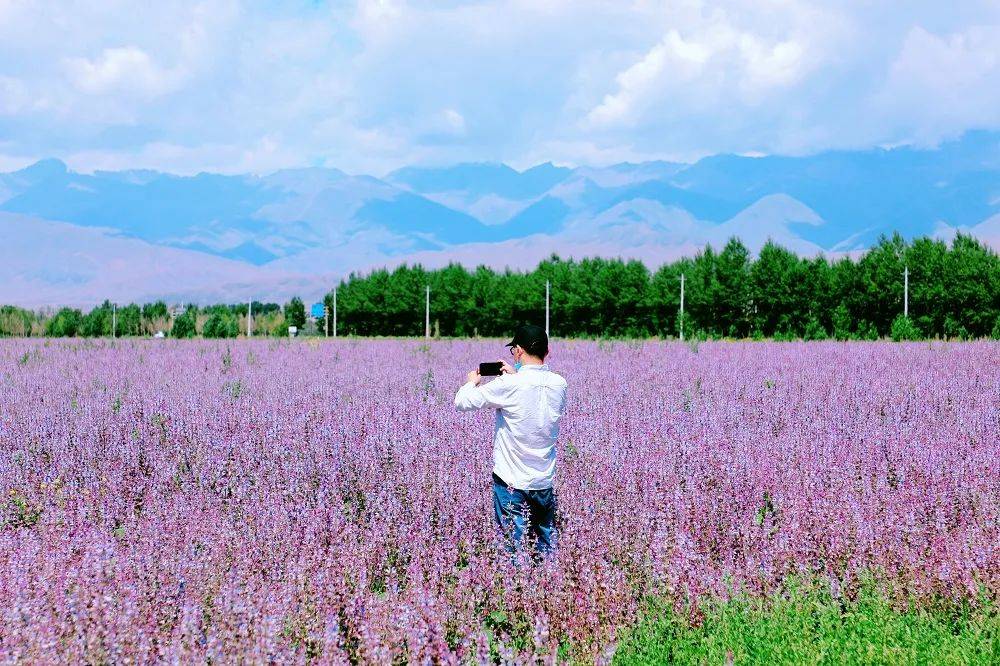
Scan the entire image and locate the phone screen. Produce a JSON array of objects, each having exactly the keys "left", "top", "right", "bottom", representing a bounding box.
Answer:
[{"left": 479, "top": 362, "right": 503, "bottom": 376}]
